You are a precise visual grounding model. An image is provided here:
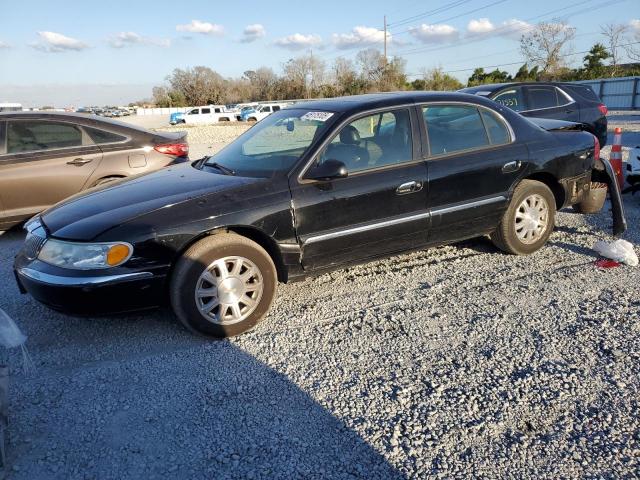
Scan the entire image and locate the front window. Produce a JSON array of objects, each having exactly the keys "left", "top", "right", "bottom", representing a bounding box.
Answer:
[
  {"left": 317, "top": 109, "right": 413, "bottom": 173},
  {"left": 203, "top": 108, "right": 336, "bottom": 177},
  {"left": 188, "top": 109, "right": 199, "bottom": 115},
  {"left": 493, "top": 87, "right": 525, "bottom": 112}
]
